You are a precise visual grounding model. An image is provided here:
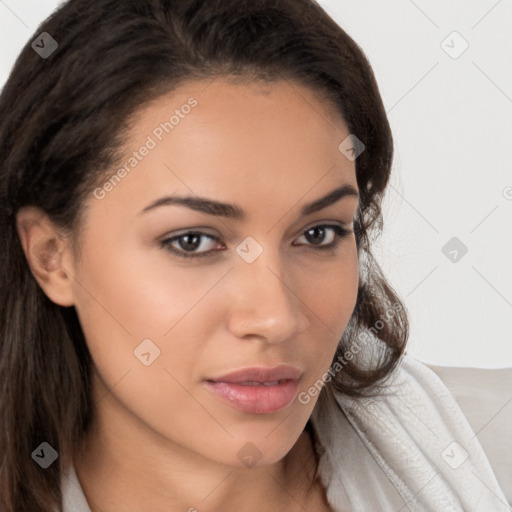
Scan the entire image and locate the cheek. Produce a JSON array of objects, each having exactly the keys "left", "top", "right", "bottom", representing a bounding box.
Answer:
[
  {"left": 73, "top": 233, "right": 219, "bottom": 333},
  {"left": 302, "top": 249, "right": 359, "bottom": 368},
  {"left": 305, "top": 245, "right": 359, "bottom": 324}
]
